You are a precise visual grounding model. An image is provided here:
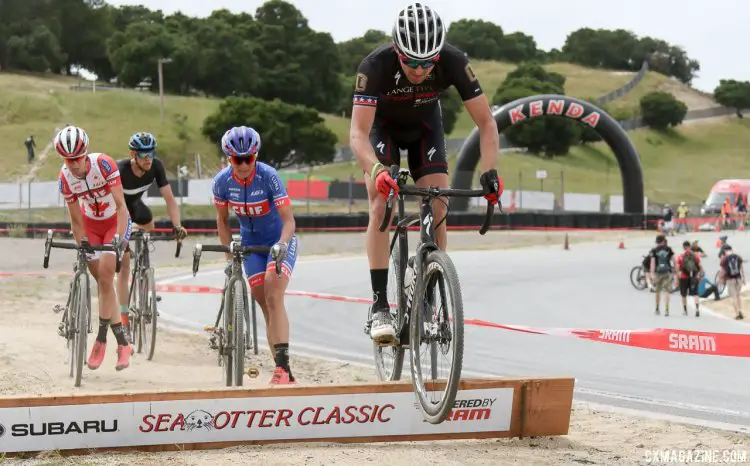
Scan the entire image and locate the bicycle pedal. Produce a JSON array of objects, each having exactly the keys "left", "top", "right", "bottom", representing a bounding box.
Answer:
[
  {"left": 246, "top": 367, "right": 260, "bottom": 378},
  {"left": 52, "top": 304, "right": 63, "bottom": 314},
  {"left": 204, "top": 326, "right": 217, "bottom": 332}
]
